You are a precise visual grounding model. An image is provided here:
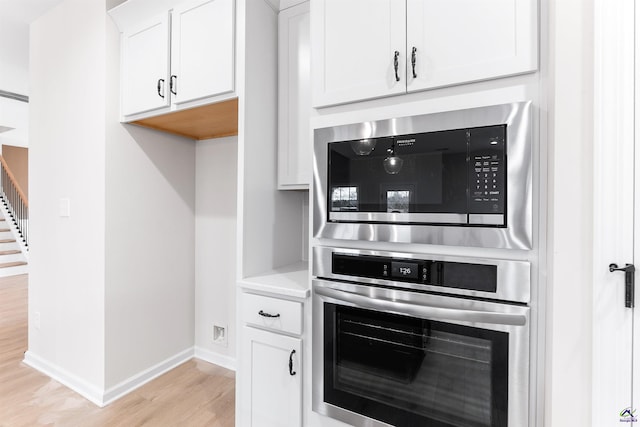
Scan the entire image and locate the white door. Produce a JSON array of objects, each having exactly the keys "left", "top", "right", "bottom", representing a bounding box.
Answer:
[
  {"left": 405, "top": 0, "right": 537, "bottom": 93},
  {"left": 593, "top": 1, "right": 636, "bottom": 425},
  {"left": 171, "top": 0, "right": 235, "bottom": 106},
  {"left": 311, "top": 0, "right": 406, "bottom": 107},
  {"left": 241, "top": 326, "right": 302, "bottom": 427},
  {"left": 121, "top": 13, "right": 171, "bottom": 117}
]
